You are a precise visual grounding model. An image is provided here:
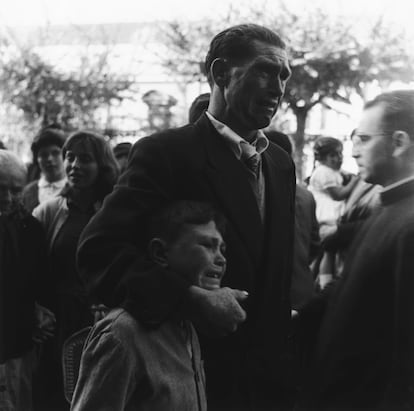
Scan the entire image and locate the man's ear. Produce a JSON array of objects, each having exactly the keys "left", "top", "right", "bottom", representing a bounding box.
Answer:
[
  {"left": 210, "top": 58, "right": 230, "bottom": 89},
  {"left": 148, "top": 238, "right": 169, "bottom": 267},
  {"left": 391, "top": 130, "right": 412, "bottom": 158}
]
